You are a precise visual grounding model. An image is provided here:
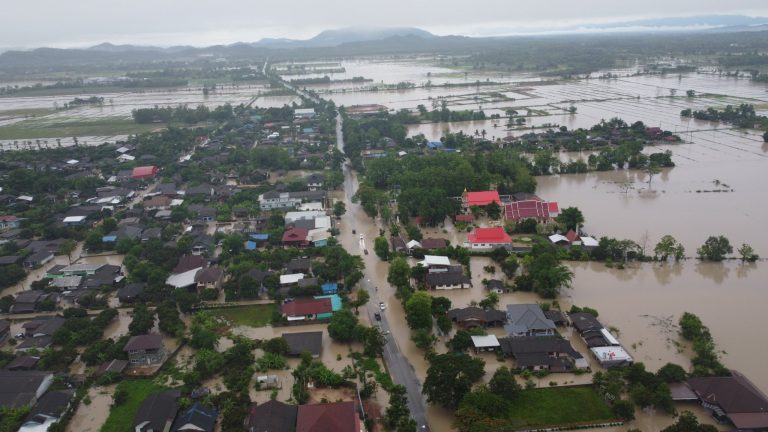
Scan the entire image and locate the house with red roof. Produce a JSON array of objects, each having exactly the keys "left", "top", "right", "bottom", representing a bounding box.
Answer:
[
  {"left": 463, "top": 190, "right": 501, "bottom": 208},
  {"left": 131, "top": 166, "right": 159, "bottom": 180},
  {"left": 0, "top": 215, "right": 20, "bottom": 232},
  {"left": 464, "top": 227, "right": 513, "bottom": 250},
  {"left": 281, "top": 298, "right": 333, "bottom": 322},
  {"left": 296, "top": 401, "right": 360, "bottom": 432},
  {"left": 282, "top": 228, "right": 309, "bottom": 247},
  {"left": 455, "top": 214, "right": 475, "bottom": 223},
  {"left": 505, "top": 199, "right": 559, "bottom": 222}
]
